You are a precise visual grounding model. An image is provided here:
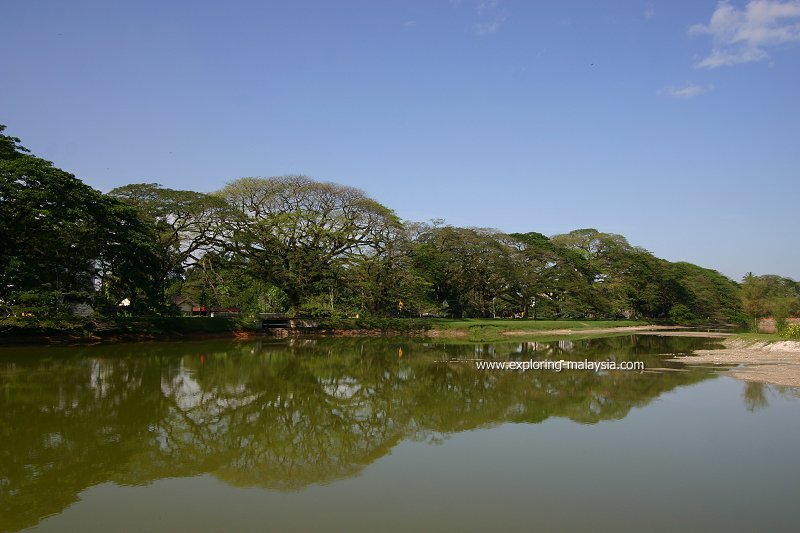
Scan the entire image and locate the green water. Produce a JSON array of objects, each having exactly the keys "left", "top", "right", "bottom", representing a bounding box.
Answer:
[{"left": 1, "top": 336, "right": 799, "bottom": 532}]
